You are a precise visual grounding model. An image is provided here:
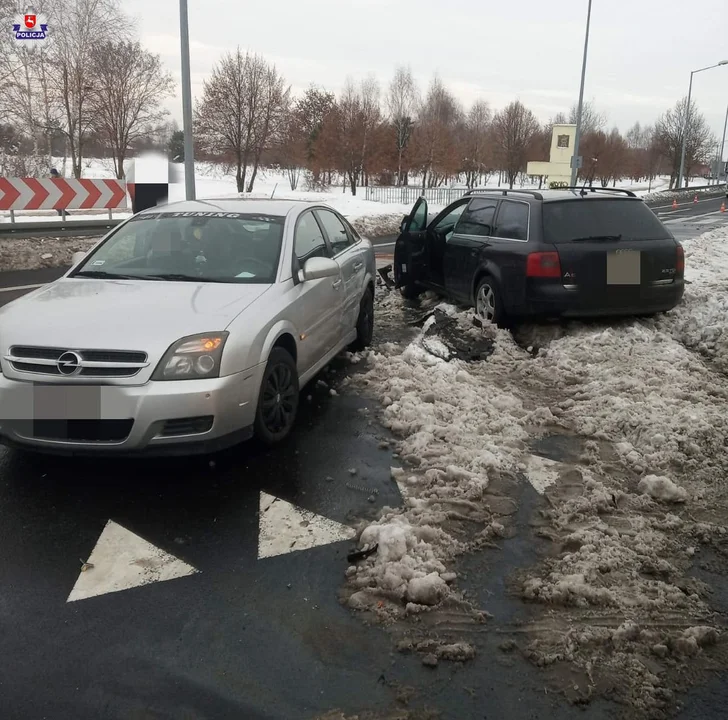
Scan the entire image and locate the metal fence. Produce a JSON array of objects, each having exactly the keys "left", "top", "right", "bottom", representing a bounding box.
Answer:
[{"left": 364, "top": 186, "right": 468, "bottom": 206}]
